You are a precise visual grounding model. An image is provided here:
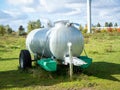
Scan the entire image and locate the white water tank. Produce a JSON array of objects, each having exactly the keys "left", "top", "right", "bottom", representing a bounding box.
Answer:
[
  {"left": 26, "top": 21, "right": 84, "bottom": 60},
  {"left": 49, "top": 22, "right": 84, "bottom": 60},
  {"left": 26, "top": 28, "right": 52, "bottom": 57}
]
